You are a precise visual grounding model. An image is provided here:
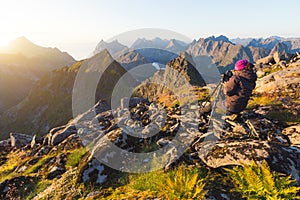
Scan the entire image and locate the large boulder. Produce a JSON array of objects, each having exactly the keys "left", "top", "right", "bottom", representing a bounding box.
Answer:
[
  {"left": 10, "top": 133, "right": 33, "bottom": 148},
  {"left": 0, "top": 139, "right": 11, "bottom": 150},
  {"left": 283, "top": 125, "right": 300, "bottom": 147},
  {"left": 273, "top": 52, "right": 283, "bottom": 63},
  {"left": 255, "top": 64, "right": 300, "bottom": 93},
  {"left": 192, "top": 112, "right": 300, "bottom": 184},
  {"left": 195, "top": 140, "right": 300, "bottom": 184},
  {"left": 256, "top": 55, "right": 275, "bottom": 65},
  {"left": 51, "top": 125, "right": 77, "bottom": 146}
]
